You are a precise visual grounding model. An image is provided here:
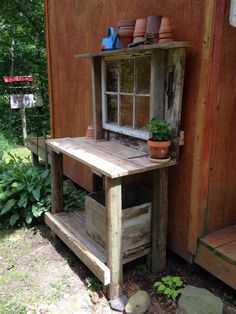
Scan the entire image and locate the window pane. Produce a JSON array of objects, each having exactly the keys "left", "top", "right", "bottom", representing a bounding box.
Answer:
[
  {"left": 120, "top": 59, "right": 134, "bottom": 93},
  {"left": 136, "top": 57, "right": 151, "bottom": 94},
  {"left": 120, "top": 95, "right": 133, "bottom": 127},
  {"left": 136, "top": 96, "right": 150, "bottom": 129},
  {"left": 107, "top": 94, "right": 118, "bottom": 123},
  {"left": 105, "top": 60, "right": 118, "bottom": 92}
]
